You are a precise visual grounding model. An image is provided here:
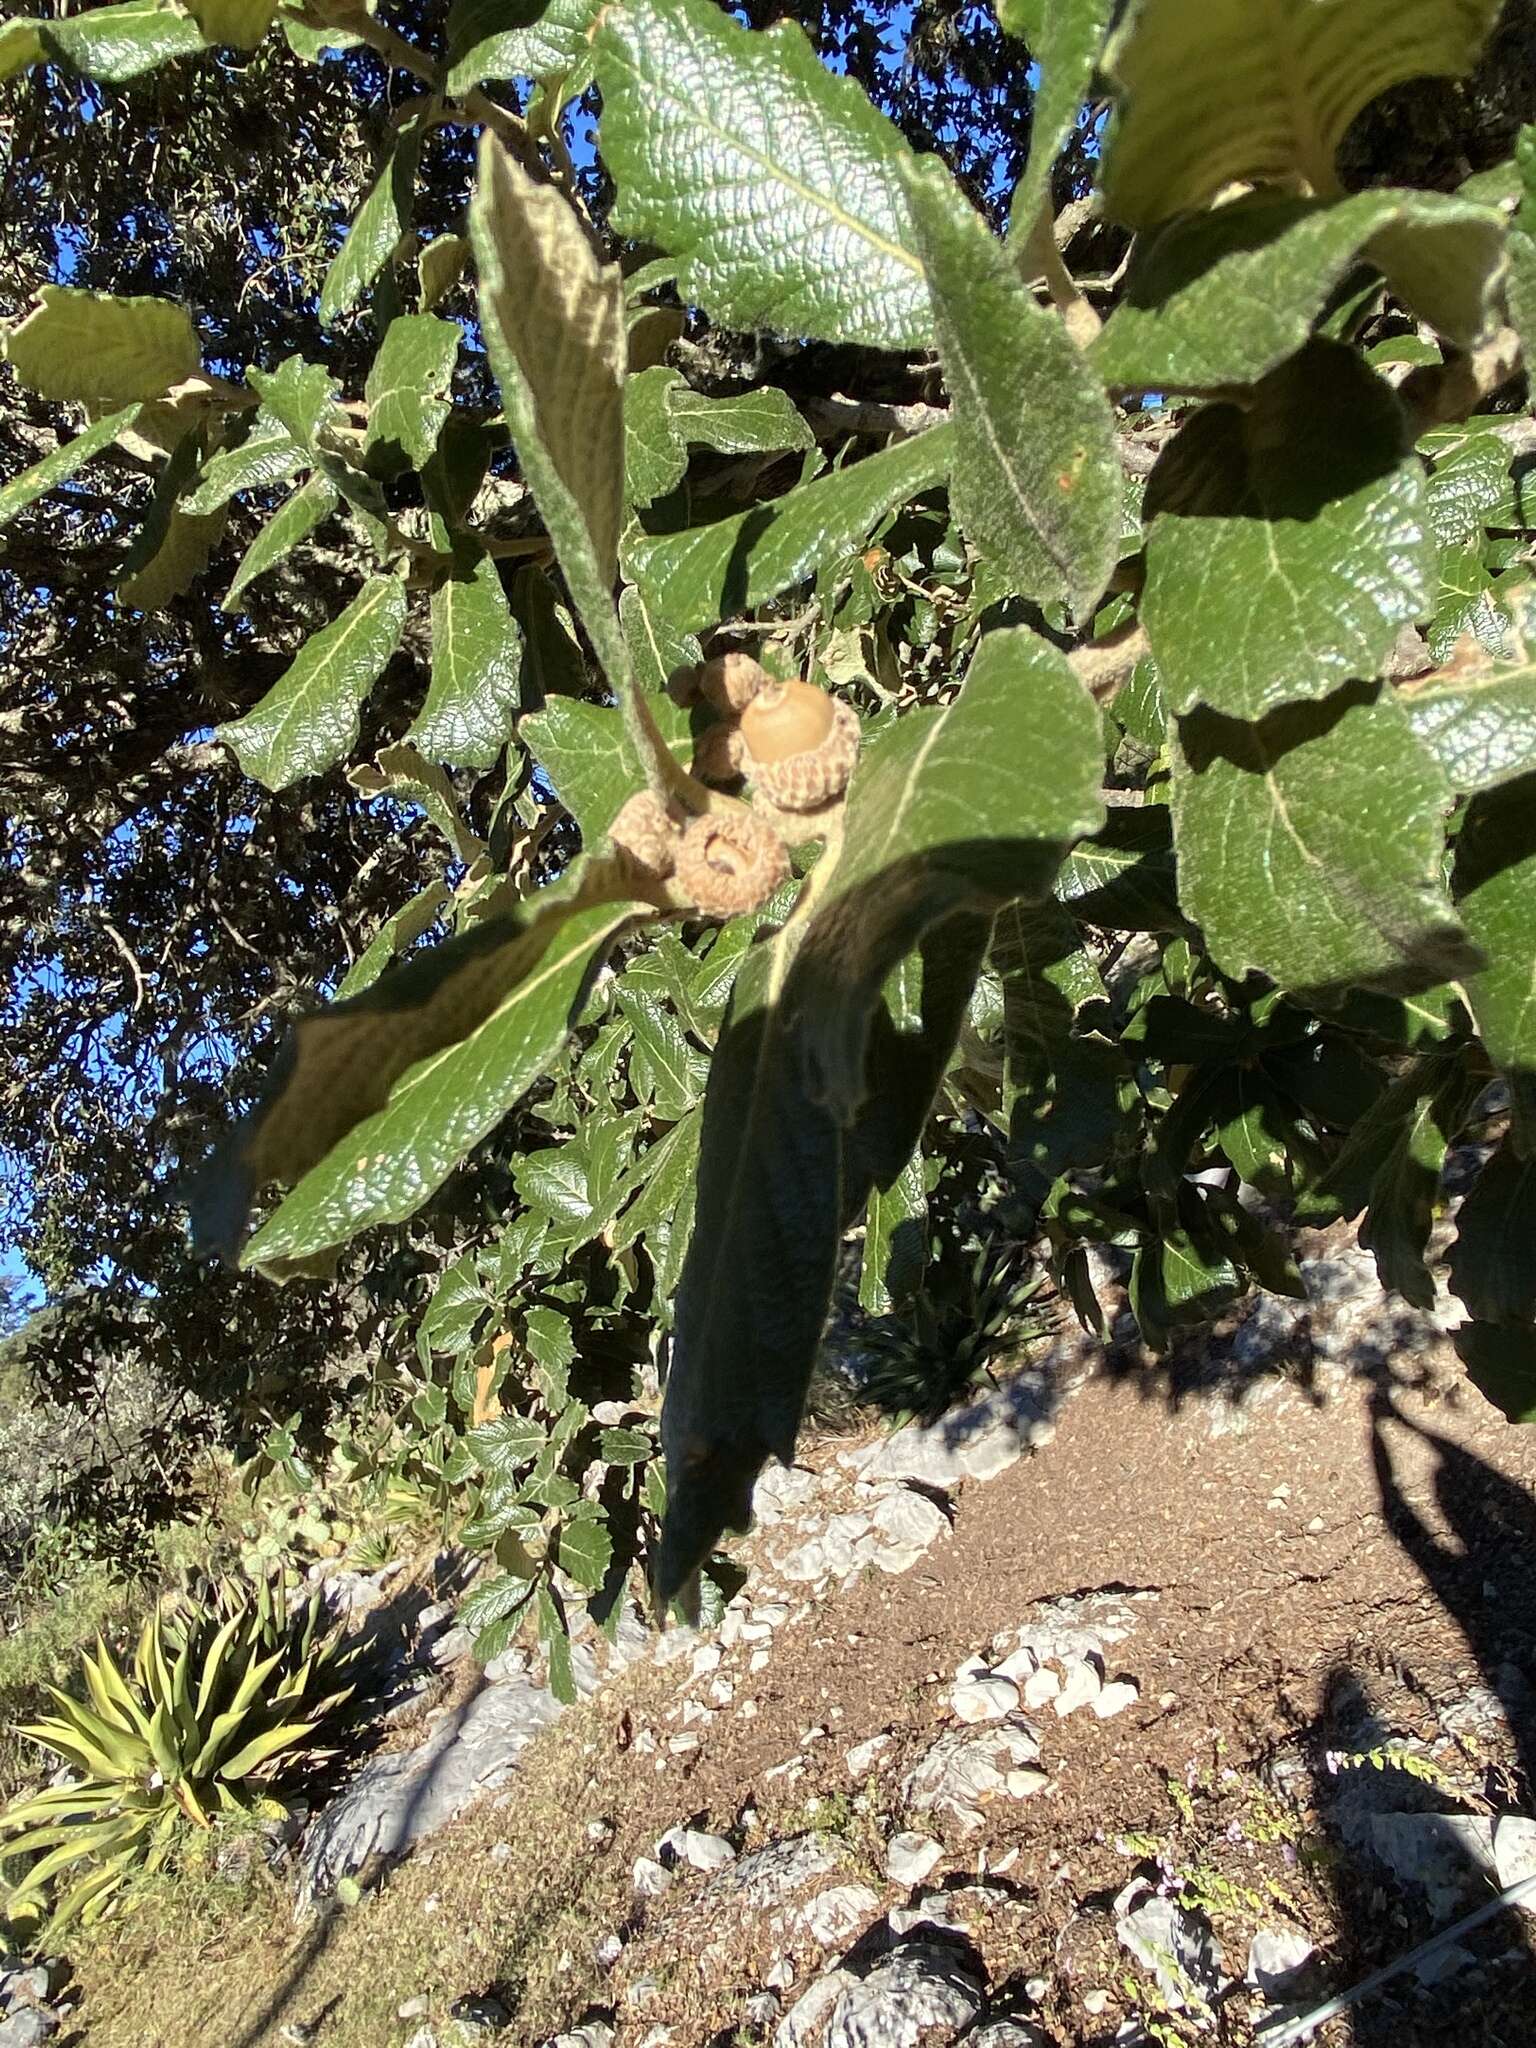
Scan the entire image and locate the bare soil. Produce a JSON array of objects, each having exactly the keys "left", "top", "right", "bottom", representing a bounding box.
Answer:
[{"left": 62, "top": 1239, "right": 1536, "bottom": 2048}]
